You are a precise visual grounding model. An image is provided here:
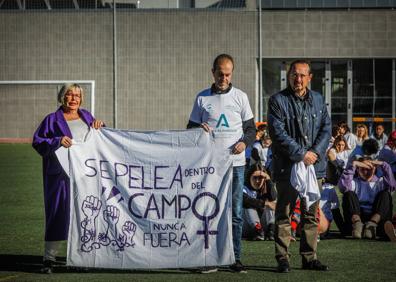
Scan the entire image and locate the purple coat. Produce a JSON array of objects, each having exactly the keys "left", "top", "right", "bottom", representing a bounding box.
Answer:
[{"left": 32, "top": 107, "right": 95, "bottom": 241}]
